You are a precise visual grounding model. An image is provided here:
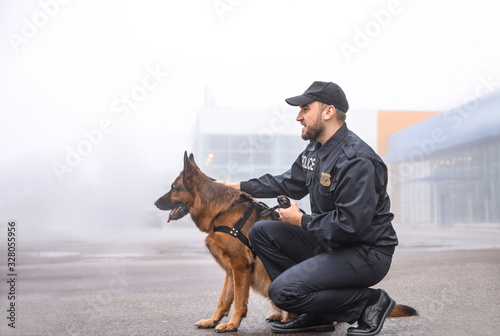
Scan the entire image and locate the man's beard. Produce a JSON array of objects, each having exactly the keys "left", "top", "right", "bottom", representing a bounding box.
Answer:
[{"left": 301, "top": 115, "right": 324, "bottom": 141}]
